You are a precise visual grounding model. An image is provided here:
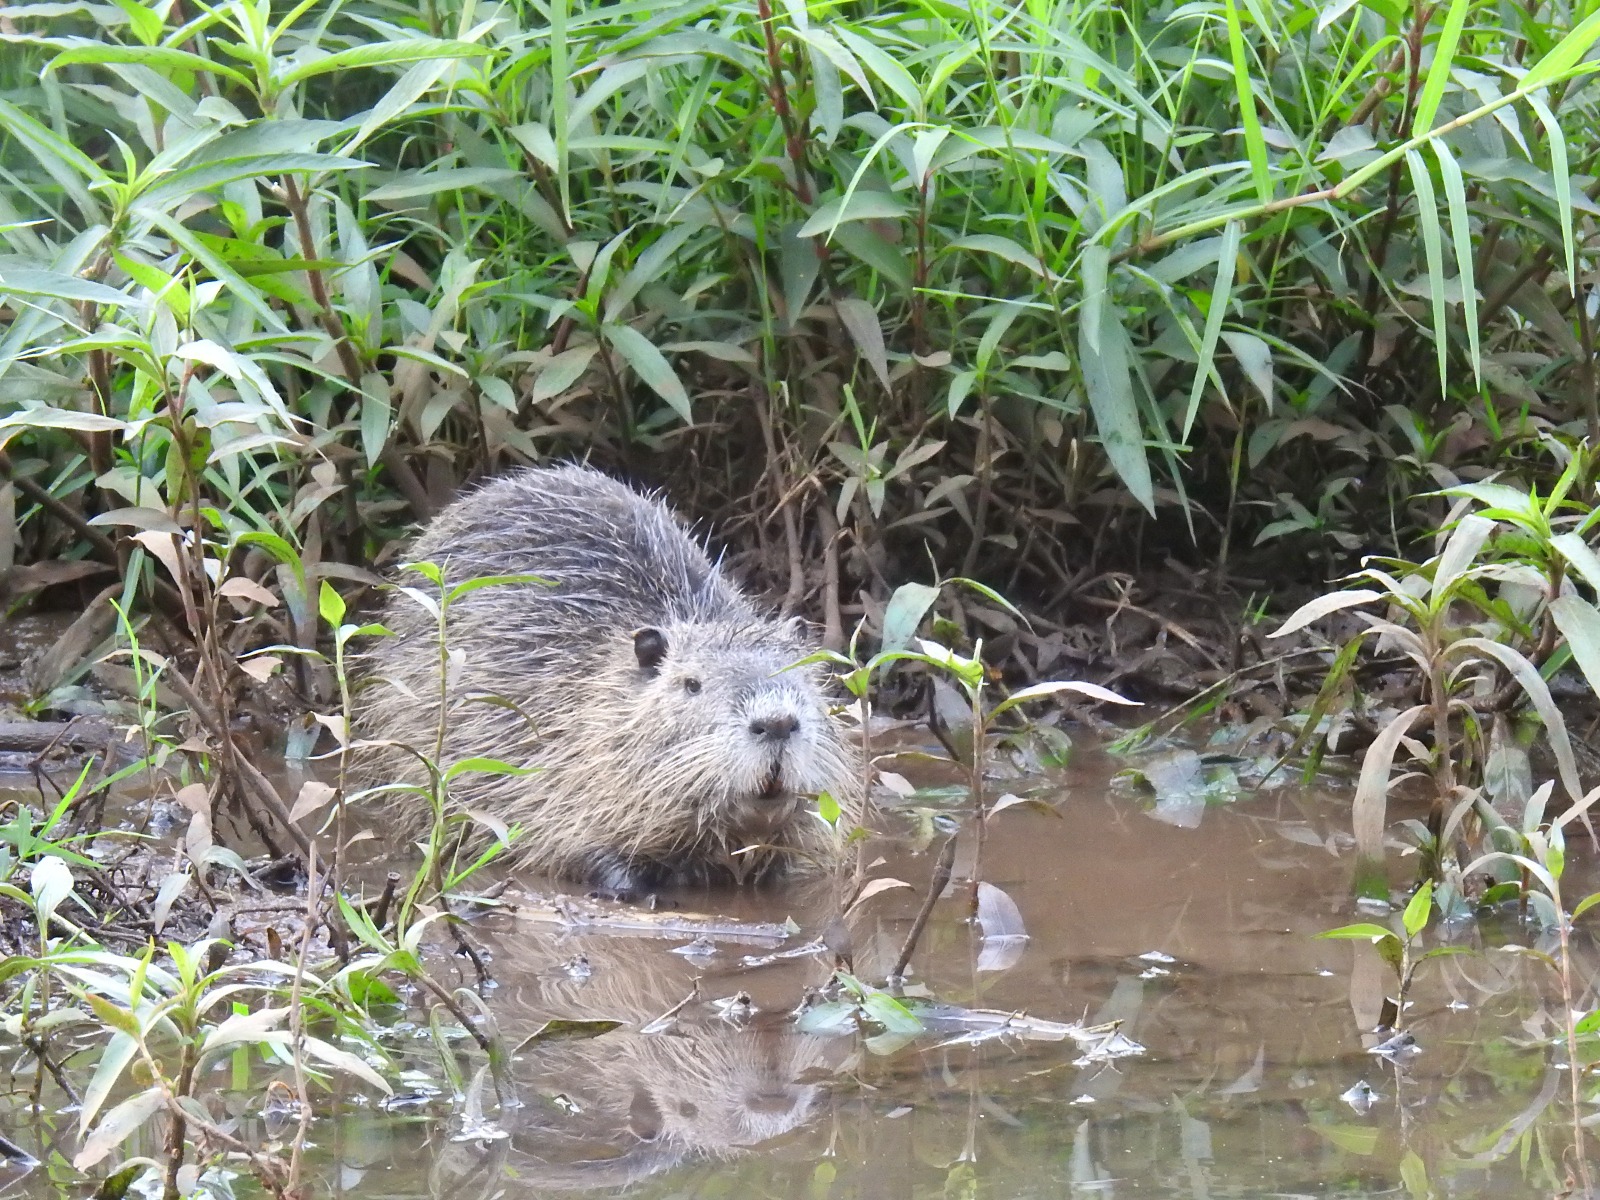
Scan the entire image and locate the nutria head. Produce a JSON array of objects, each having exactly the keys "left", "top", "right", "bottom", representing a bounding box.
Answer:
[{"left": 625, "top": 618, "right": 854, "bottom": 853}]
